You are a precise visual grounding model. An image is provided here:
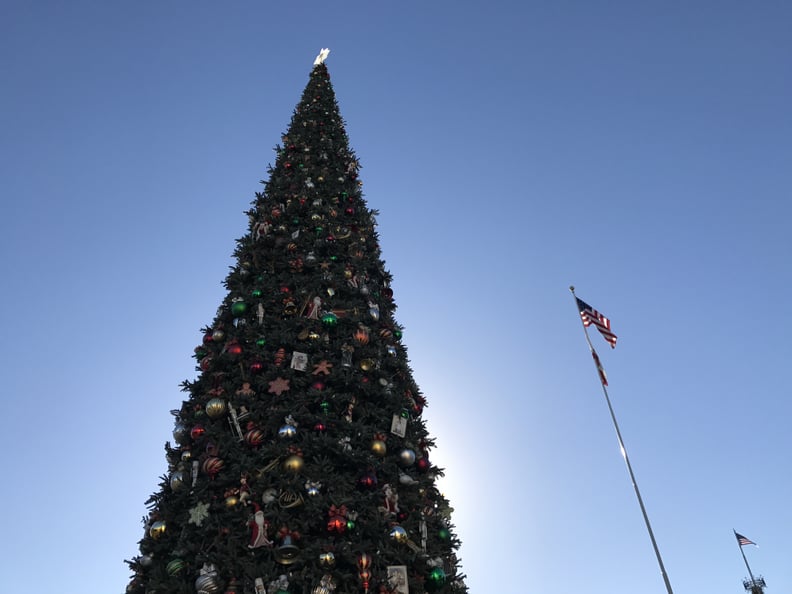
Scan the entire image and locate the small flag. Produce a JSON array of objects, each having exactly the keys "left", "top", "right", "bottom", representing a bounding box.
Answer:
[
  {"left": 735, "top": 532, "right": 756, "bottom": 547},
  {"left": 577, "top": 298, "right": 617, "bottom": 348},
  {"left": 591, "top": 348, "right": 608, "bottom": 386}
]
